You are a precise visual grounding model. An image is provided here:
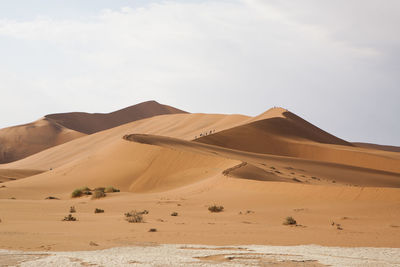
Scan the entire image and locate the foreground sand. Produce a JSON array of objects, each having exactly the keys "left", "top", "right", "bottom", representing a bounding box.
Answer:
[
  {"left": 1, "top": 176, "right": 400, "bottom": 252},
  {"left": 2, "top": 244, "right": 400, "bottom": 266}
]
